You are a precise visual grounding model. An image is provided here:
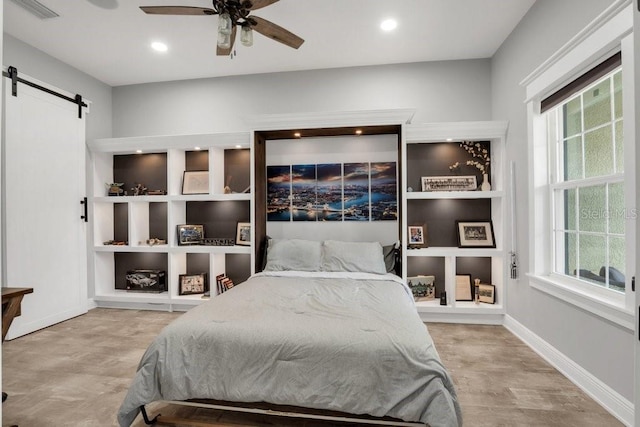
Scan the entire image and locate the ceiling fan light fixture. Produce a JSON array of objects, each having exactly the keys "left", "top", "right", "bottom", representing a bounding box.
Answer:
[
  {"left": 217, "top": 31, "right": 232, "bottom": 49},
  {"left": 218, "top": 12, "right": 232, "bottom": 35},
  {"left": 240, "top": 26, "right": 253, "bottom": 47}
]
